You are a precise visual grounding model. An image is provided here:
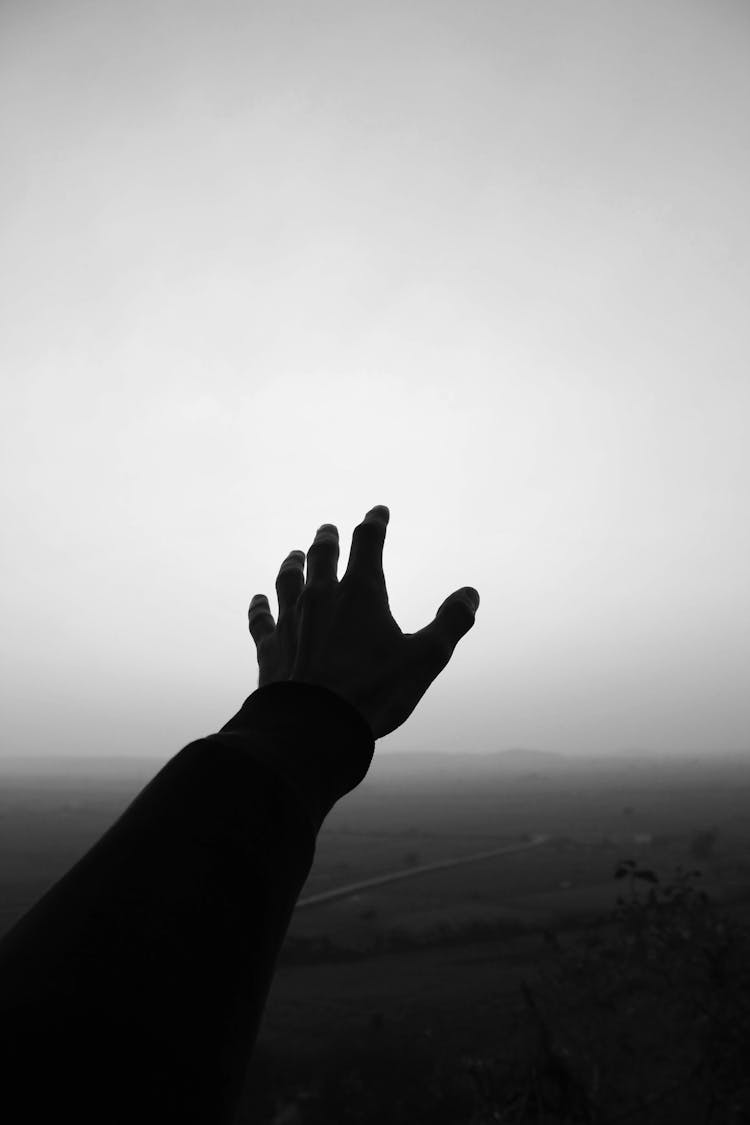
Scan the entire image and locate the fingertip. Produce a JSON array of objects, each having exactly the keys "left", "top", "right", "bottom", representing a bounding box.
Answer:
[
  {"left": 464, "top": 587, "right": 480, "bottom": 611},
  {"left": 448, "top": 588, "right": 479, "bottom": 615}
]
